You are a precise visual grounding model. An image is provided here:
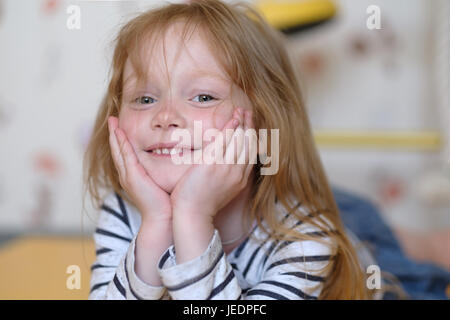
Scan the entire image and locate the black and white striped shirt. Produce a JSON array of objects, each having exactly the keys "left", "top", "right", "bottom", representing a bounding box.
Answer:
[{"left": 89, "top": 191, "right": 335, "bottom": 300}]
